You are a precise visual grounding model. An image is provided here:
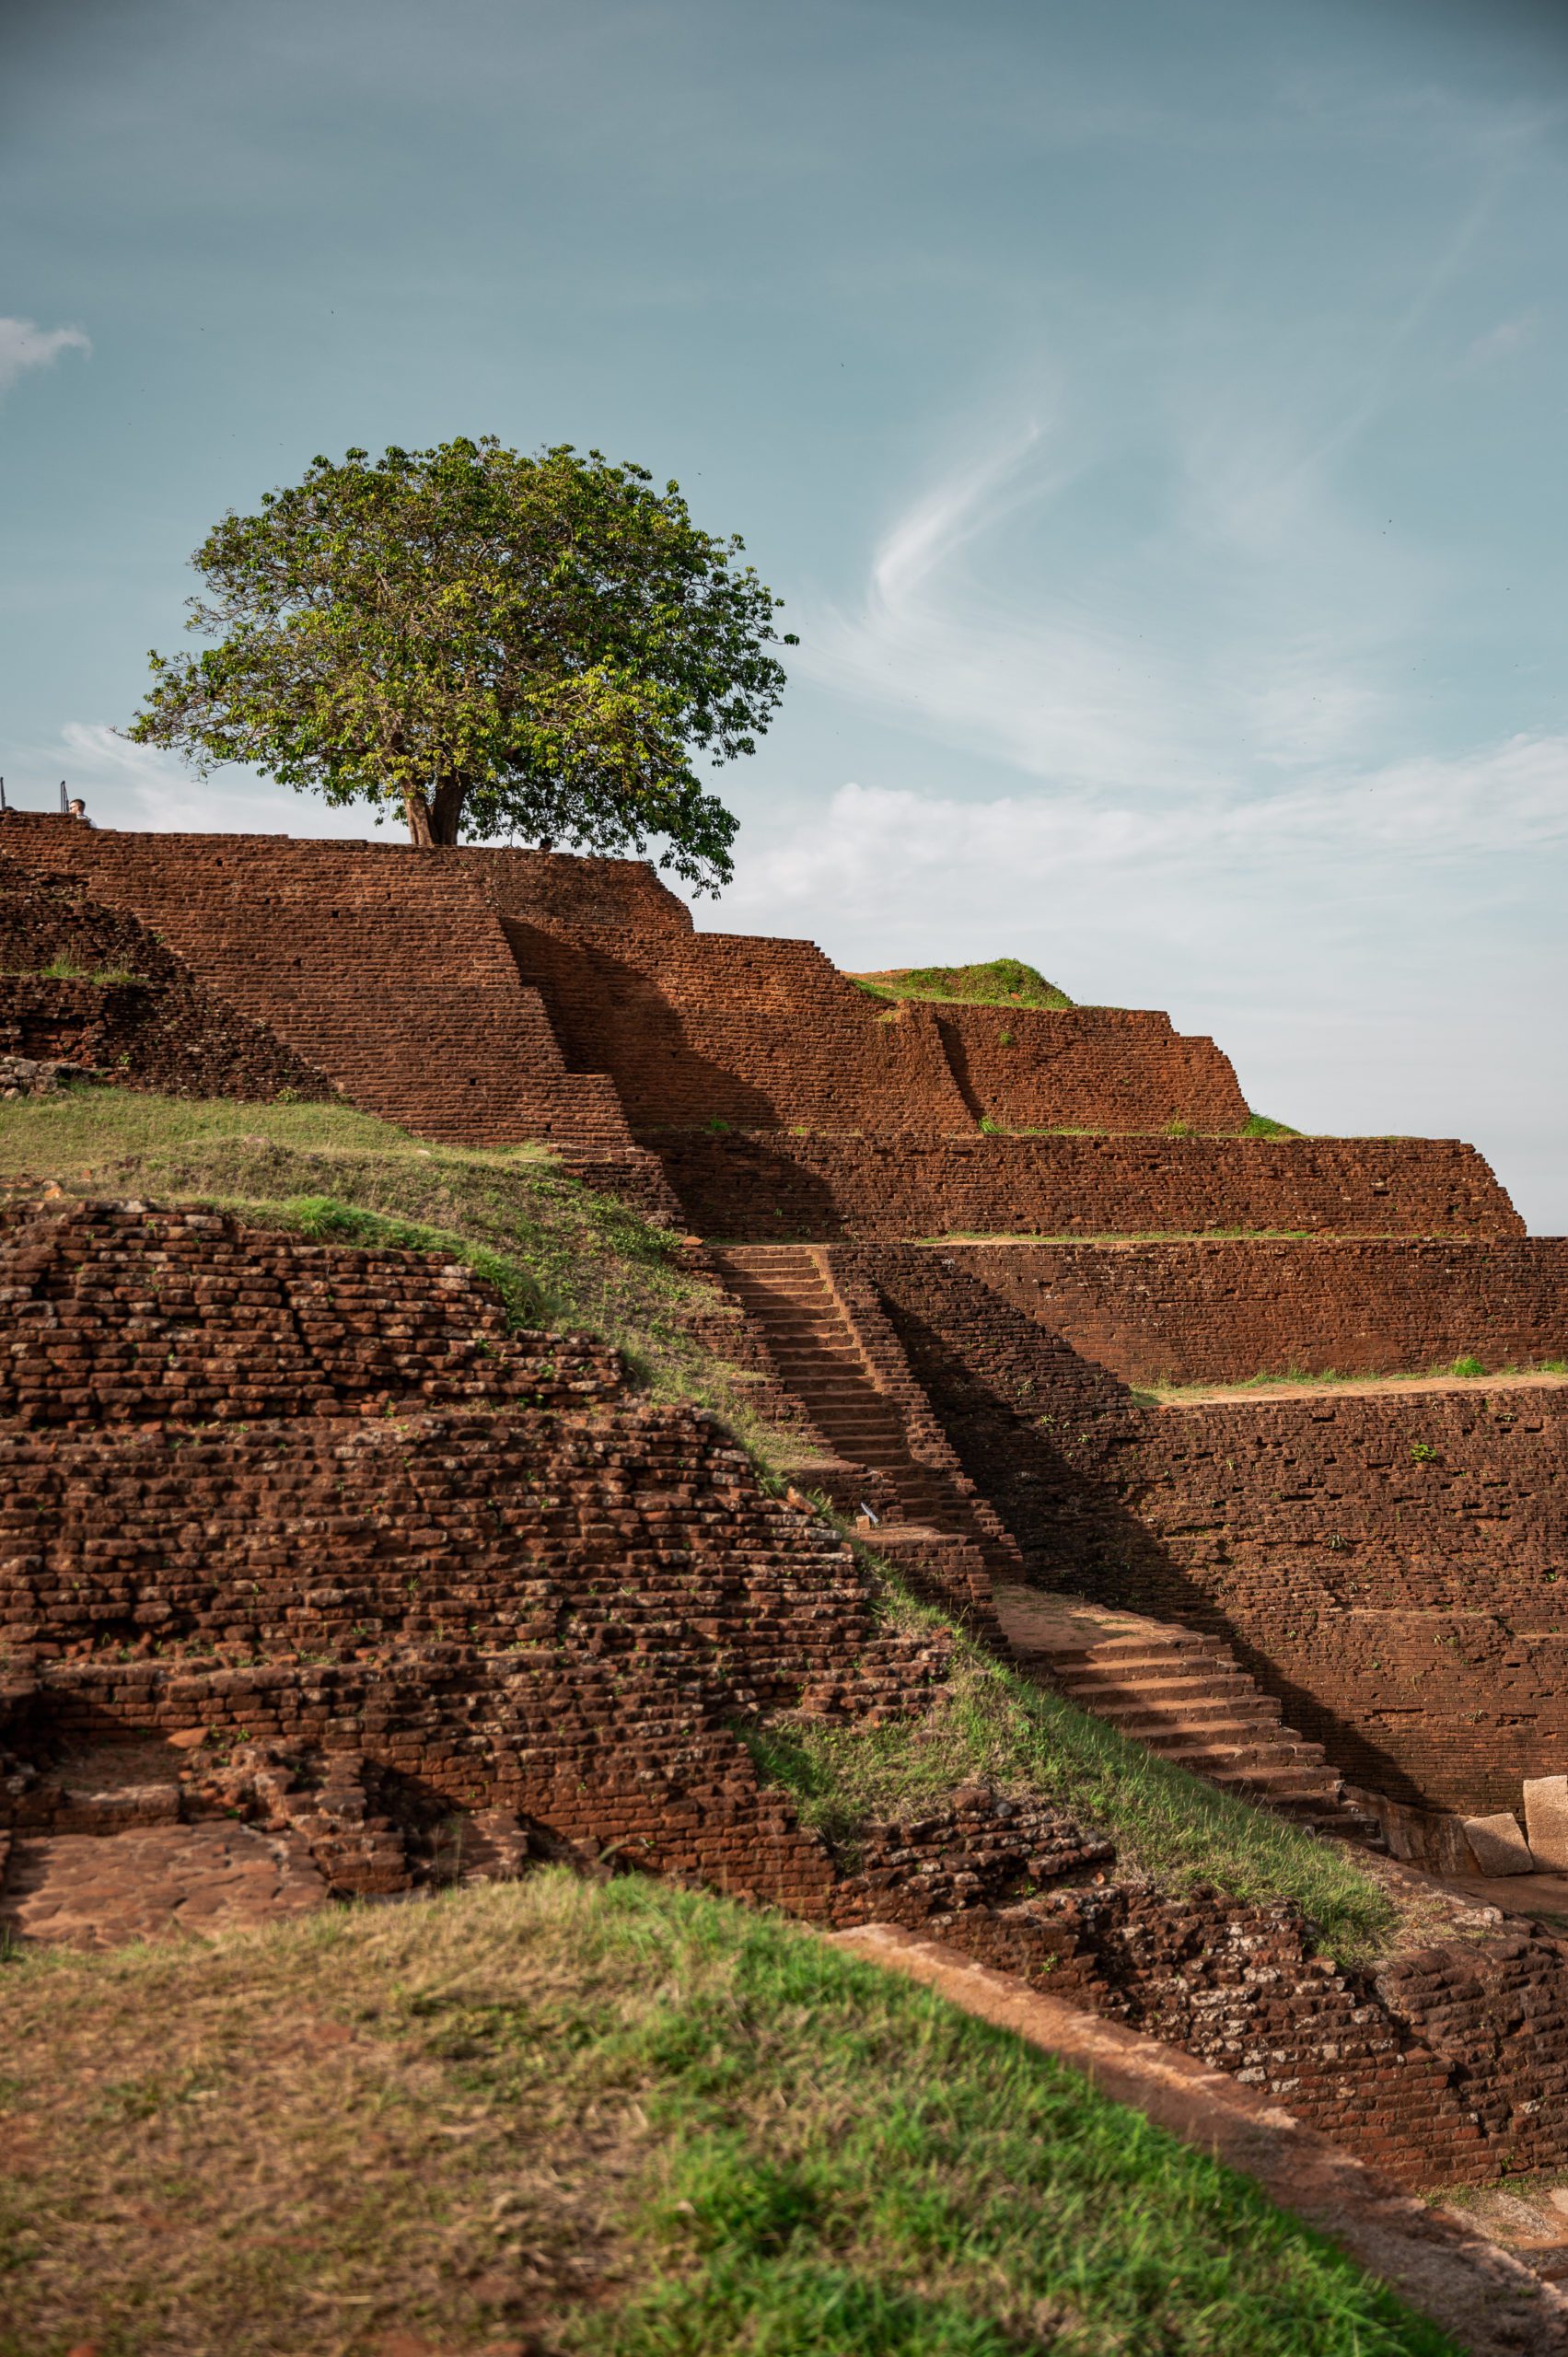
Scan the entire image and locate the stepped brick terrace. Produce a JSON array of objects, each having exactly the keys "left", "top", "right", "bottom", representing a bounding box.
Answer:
[{"left": 4, "top": 814, "right": 1568, "bottom": 2219}]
